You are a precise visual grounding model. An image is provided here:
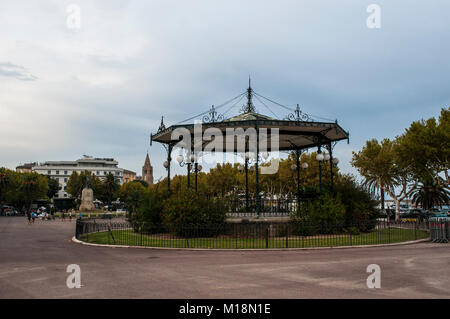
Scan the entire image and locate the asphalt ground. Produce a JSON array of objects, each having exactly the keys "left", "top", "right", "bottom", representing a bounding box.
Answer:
[{"left": 0, "top": 217, "right": 449, "bottom": 298}]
